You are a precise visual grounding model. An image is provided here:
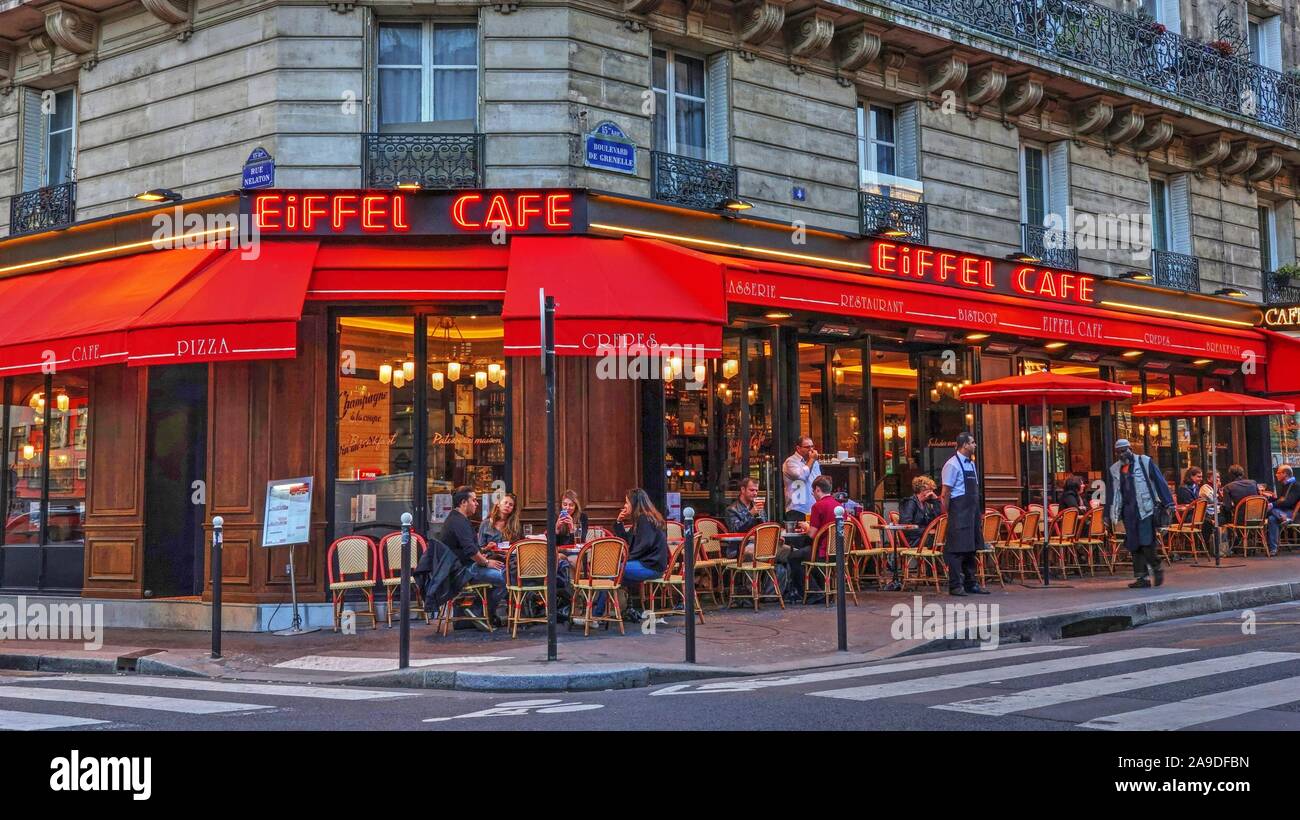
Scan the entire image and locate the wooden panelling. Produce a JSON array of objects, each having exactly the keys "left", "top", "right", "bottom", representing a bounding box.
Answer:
[
  {"left": 977, "top": 353, "right": 1023, "bottom": 506},
  {"left": 82, "top": 365, "right": 147, "bottom": 597},
  {"left": 86, "top": 537, "right": 137, "bottom": 580},
  {"left": 209, "top": 360, "right": 254, "bottom": 515}
]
